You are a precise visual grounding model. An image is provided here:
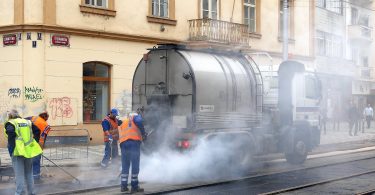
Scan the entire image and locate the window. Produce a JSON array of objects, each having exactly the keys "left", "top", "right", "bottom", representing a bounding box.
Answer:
[
  {"left": 359, "top": 15, "right": 370, "bottom": 27},
  {"left": 351, "top": 46, "right": 359, "bottom": 64},
  {"left": 316, "top": 0, "right": 342, "bottom": 14},
  {"left": 152, "top": 0, "right": 169, "bottom": 18},
  {"left": 351, "top": 8, "right": 358, "bottom": 25},
  {"left": 85, "top": 0, "right": 107, "bottom": 8},
  {"left": 244, "top": 0, "right": 256, "bottom": 33},
  {"left": 80, "top": 0, "right": 115, "bottom": 16},
  {"left": 305, "top": 76, "right": 319, "bottom": 99},
  {"left": 363, "top": 57, "right": 369, "bottom": 67},
  {"left": 279, "top": 0, "right": 293, "bottom": 38},
  {"left": 202, "top": 0, "right": 218, "bottom": 19},
  {"left": 315, "top": 31, "right": 342, "bottom": 58},
  {"left": 83, "top": 62, "right": 110, "bottom": 122},
  {"left": 147, "top": 0, "right": 176, "bottom": 25}
]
